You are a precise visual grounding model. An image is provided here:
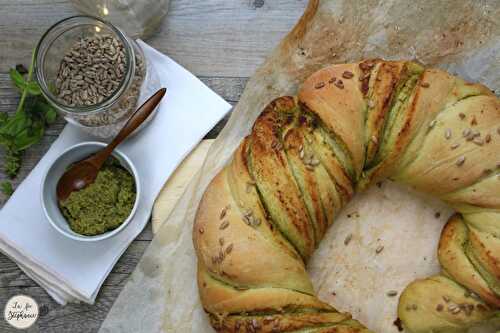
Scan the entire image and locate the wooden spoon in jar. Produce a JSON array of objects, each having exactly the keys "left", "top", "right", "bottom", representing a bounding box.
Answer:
[{"left": 56, "top": 88, "right": 166, "bottom": 202}]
